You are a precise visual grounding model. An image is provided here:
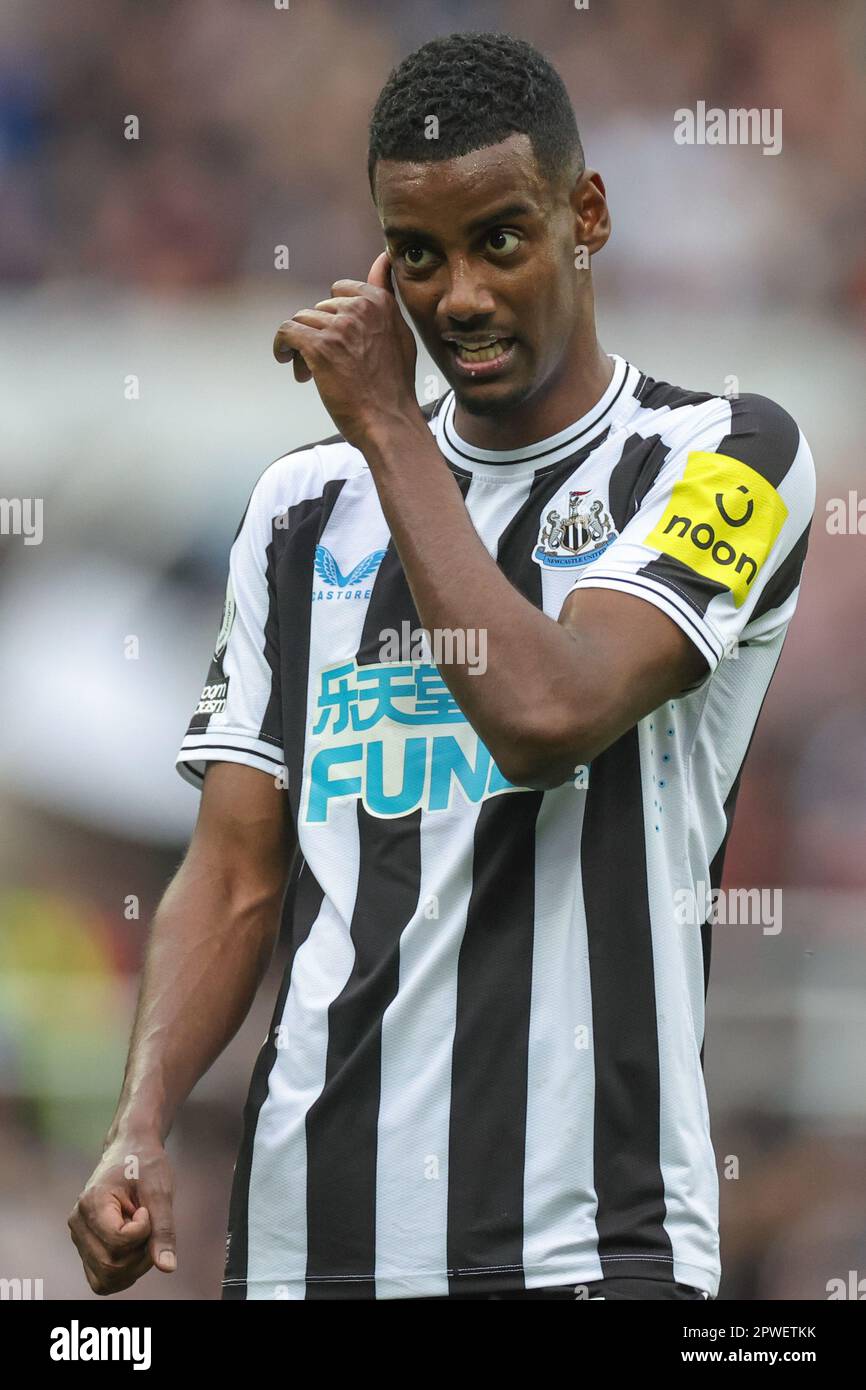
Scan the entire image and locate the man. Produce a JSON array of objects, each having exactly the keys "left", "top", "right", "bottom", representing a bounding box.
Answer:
[{"left": 69, "top": 31, "right": 815, "bottom": 1301}]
